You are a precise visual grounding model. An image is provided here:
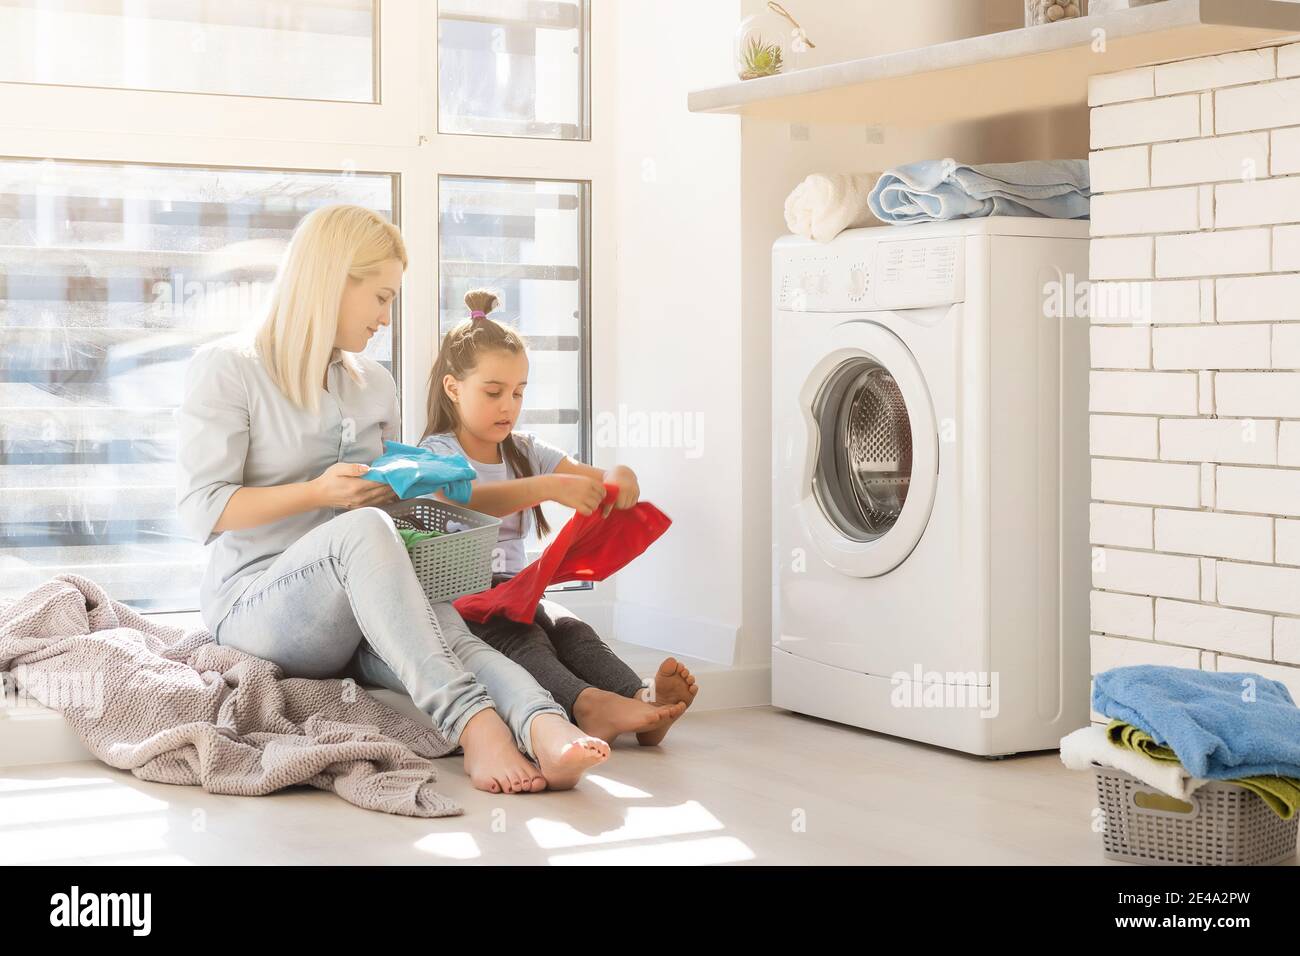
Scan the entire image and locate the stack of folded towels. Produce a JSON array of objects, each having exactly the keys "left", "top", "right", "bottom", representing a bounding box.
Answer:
[
  {"left": 1061, "top": 664, "right": 1300, "bottom": 819},
  {"left": 783, "top": 158, "right": 1091, "bottom": 241}
]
